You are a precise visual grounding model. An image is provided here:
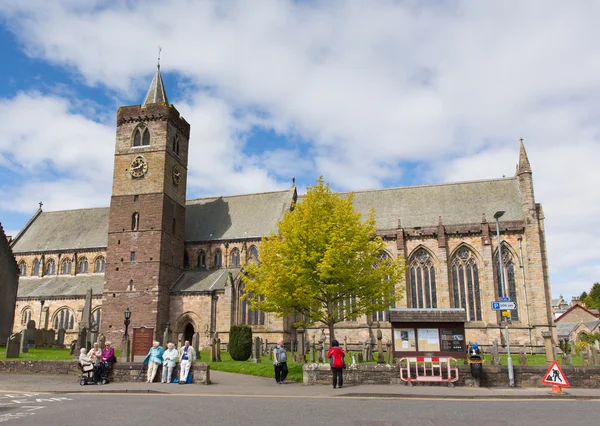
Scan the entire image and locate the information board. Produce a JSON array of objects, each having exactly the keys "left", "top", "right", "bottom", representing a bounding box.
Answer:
[
  {"left": 394, "top": 328, "right": 416, "bottom": 352},
  {"left": 440, "top": 328, "right": 465, "bottom": 352},
  {"left": 132, "top": 327, "right": 154, "bottom": 361},
  {"left": 417, "top": 328, "right": 440, "bottom": 352}
]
